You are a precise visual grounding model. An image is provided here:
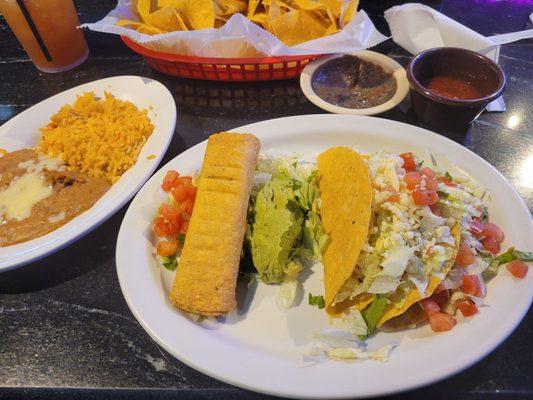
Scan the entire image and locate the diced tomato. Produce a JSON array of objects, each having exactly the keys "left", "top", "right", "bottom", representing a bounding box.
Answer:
[
  {"left": 153, "top": 217, "right": 171, "bottom": 237},
  {"left": 428, "top": 312, "right": 457, "bottom": 332},
  {"left": 400, "top": 152, "right": 417, "bottom": 171},
  {"left": 154, "top": 171, "right": 197, "bottom": 240},
  {"left": 420, "top": 167, "right": 436, "bottom": 179},
  {"left": 421, "top": 299, "right": 456, "bottom": 332},
  {"left": 156, "top": 240, "right": 179, "bottom": 256},
  {"left": 429, "top": 203, "right": 442, "bottom": 216},
  {"left": 412, "top": 188, "right": 439, "bottom": 205},
  {"left": 430, "top": 290, "right": 449, "bottom": 308},
  {"left": 470, "top": 219, "right": 485, "bottom": 236},
  {"left": 180, "top": 220, "right": 189, "bottom": 234},
  {"left": 183, "top": 198, "right": 194, "bottom": 214},
  {"left": 424, "top": 176, "right": 439, "bottom": 191},
  {"left": 482, "top": 223, "right": 505, "bottom": 243},
  {"left": 457, "top": 299, "right": 478, "bottom": 317},
  {"left": 185, "top": 185, "right": 197, "bottom": 201},
  {"left": 178, "top": 176, "right": 193, "bottom": 186},
  {"left": 482, "top": 237, "right": 501, "bottom": 255},
  {"left": 461, "top": 275, "right": 482, "bottom": 297},
  {"left": 161, "top": 170, "right": 180, "bottom": 192},
  {"left": 158, "top": 203, "right": 183, "bottom": 233},
  {"left": 404, "top": 171, "right": 422, "bottom": 190},
  {"left": 171, "top": 184, "right": 187, "bottom": 202},
  {"left": 506, "top": 260, "right": 528, "bottom": 279},
  {"left": 455, "top": 242, "right": 476, "bottom": 267},
  {"left": 159, "top": 203, "right": 180, "bottom": 221},
  {"left": 421, "top": 298, "right": 441, "bottom": 315},
  {"left": 169, "top": 213, "right": 183, "bottom": 231},
  {"left": 437, "top": 176, "right": 457, "bottom": 187},
  {"left": 387, "top": 193, "right": 400, "bottom": 203}
]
